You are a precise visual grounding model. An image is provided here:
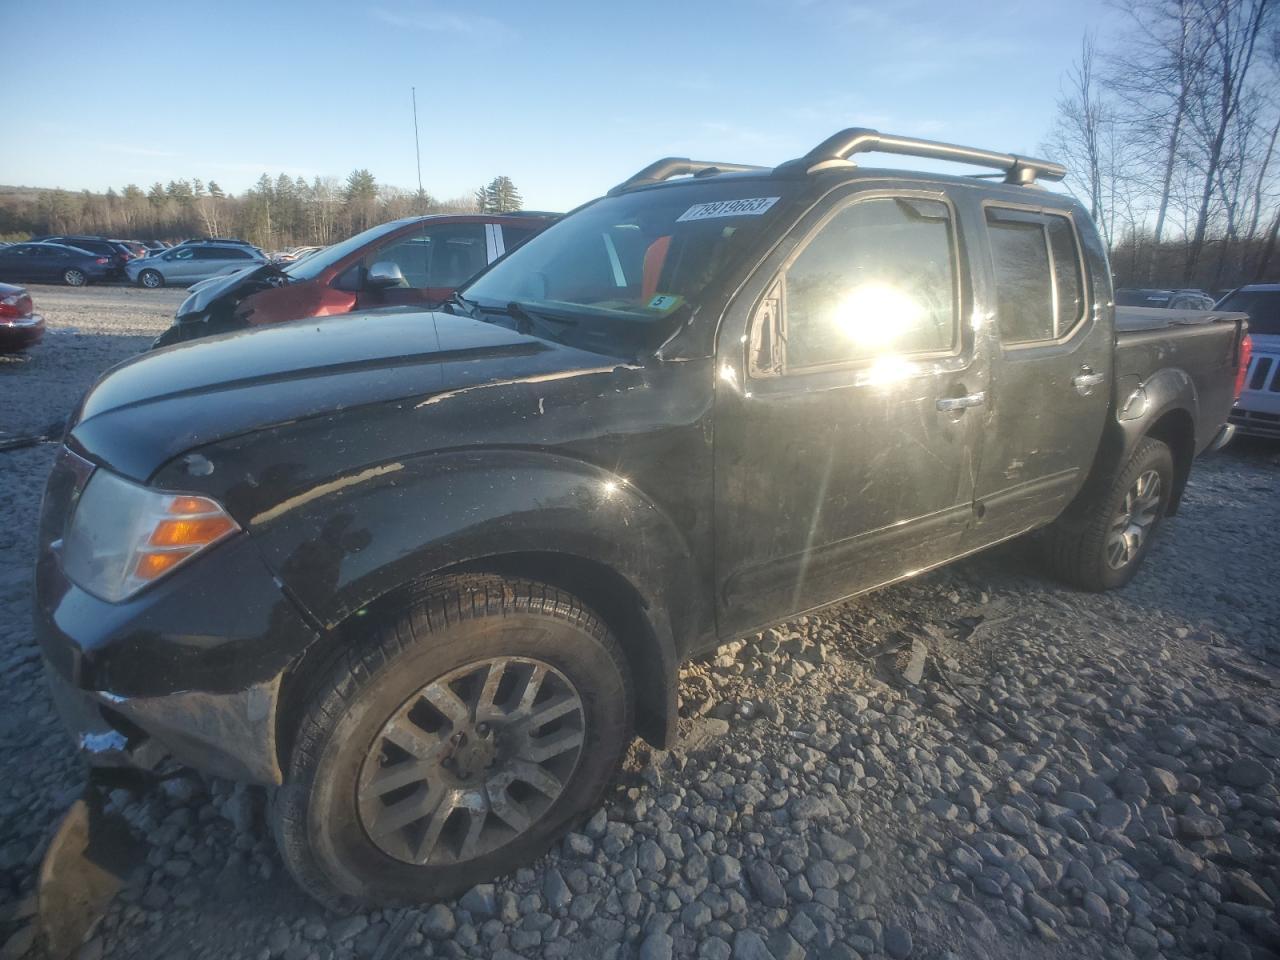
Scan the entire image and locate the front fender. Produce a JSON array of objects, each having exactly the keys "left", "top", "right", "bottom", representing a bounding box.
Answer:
[{"left": 245, "top": 447, "right": 704, "bottom": 661}]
